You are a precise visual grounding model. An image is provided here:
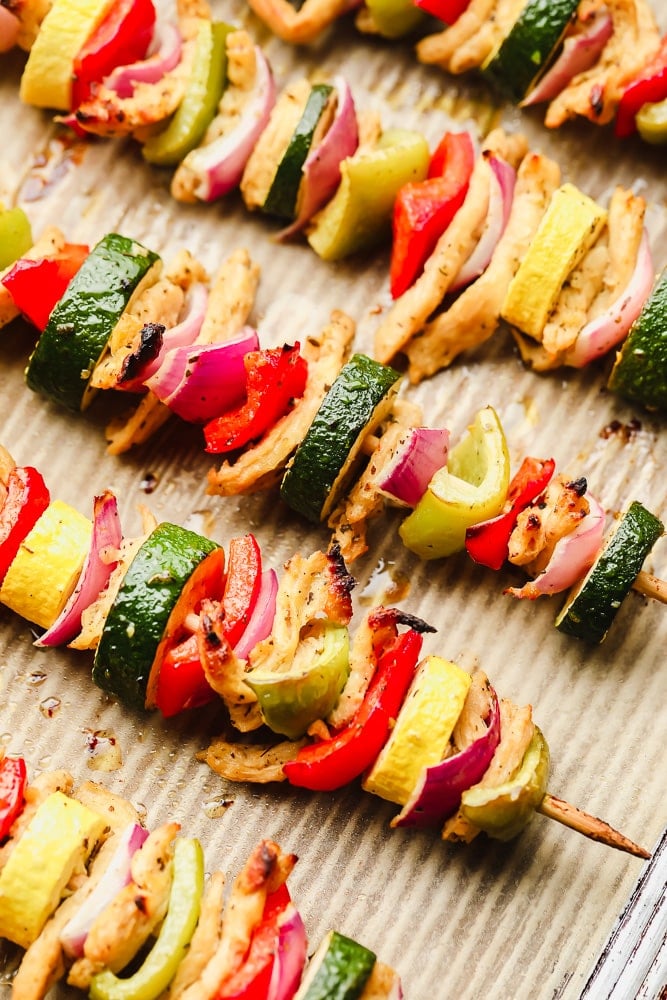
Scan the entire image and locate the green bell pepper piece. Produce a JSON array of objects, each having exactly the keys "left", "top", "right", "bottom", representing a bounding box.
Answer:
[
  {"left": 89, "top": 837, "right": 204, "bottom": 1000},
  {"left": 460, "top": 728, "right": 550, "bottom": 841},
  {"left": 142, "top": 21, "right": 232, "bottom": 167},
  {"left": 636, "top": 97, "right": 667, "bottom": 144},
  {"left": 307, "top": 128, "right": 430, "bottom": 261},
  {"left": 365, "top": 0, "right": 427, "bottom": 38},
  {"left": 0, "top": 206, "right": 32, "bottom": 270},
  {"left": 399, "top": 406, "right": 510, "bottom": 559},
  {"left": 246, "top": 622, "right": 350, "bottom": 739}
]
